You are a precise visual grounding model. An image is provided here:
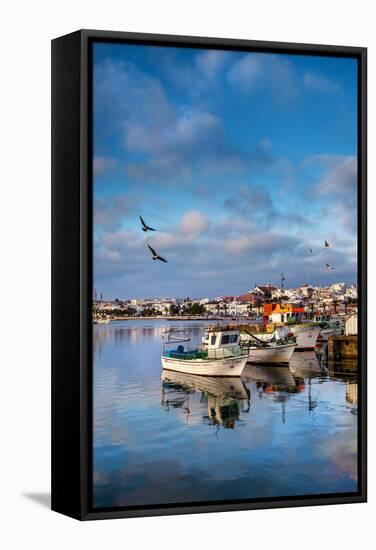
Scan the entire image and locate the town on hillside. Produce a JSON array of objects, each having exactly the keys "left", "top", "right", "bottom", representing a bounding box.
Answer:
[{"left": 93, "top": 282, "right": 358, "bottom": 322}]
